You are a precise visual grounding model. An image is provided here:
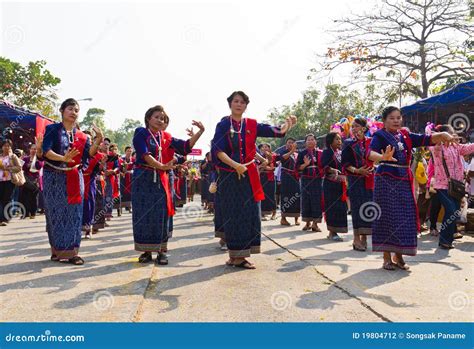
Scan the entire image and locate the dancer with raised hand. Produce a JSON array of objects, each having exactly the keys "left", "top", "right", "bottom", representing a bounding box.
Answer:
[
  {"left": 42, "top": 98, "right": 103, "bottom": 265},
  {"left": 211, "top": 91, "right": 296, "bottom": 269},
  {"left": 341, "top": 117, "right": 374, "bottom": 251},
  {"left": 132, "top": 105, "right": 204, "bottom": 264},
  {"left": 297, "top": 134, "right": 323, "bottom": 232},
  {"left": 258, "top": 143, "right": 278, "bottom": 221},
  {"left": 368, "top": 106, "right": 455, "bottom": 271},
  {"left": 322, "top": 132, "right": 348, "bottom": 241}
]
